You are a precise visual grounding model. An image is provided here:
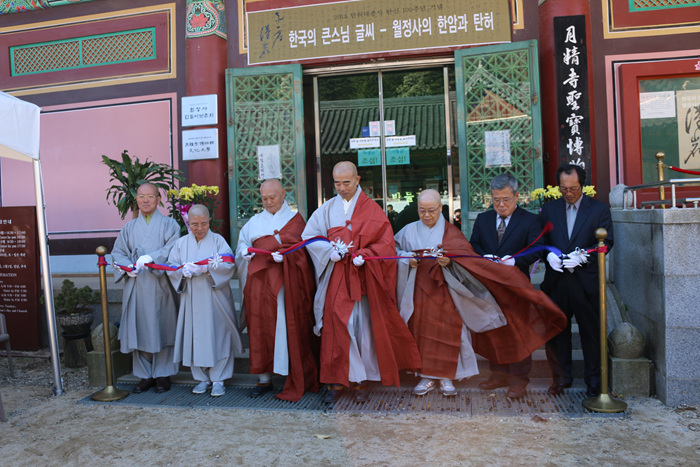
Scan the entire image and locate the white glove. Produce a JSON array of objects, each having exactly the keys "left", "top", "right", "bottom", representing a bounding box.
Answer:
[
  {"left": 243, "top": 247, "right": 255, "bottom": 262},
  {"left": 353, "top": 255, "right": 365, "bottom": 266},
  {"left": 135, "top": 255, "right": 153, "bottom": 271},
  {"left": 483, "top": 254, "right": 500, "bottom": 263},
  {"left": 126, "top": 269, "right": 138, "bottom": 278},
  {"left": 330, "top": 250, "right": 342, "bottom": 262},
  {"left": 193, "top": 263, "right": 208, "bottom": 275},
  {"left": 500, "top": 255, "right": 516, "bottom": 267},
  {"left": 562, "top": 250, "right": 588, "bottom": 272},
  {"left": 272, "top": 252, "right": 283, "bottom": 263},
  {"left": 182, "top": 262, "right": 196, "bottom": 278},
  {"left": 547, "top": 252, "right": 564, "bottom": 273}
]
